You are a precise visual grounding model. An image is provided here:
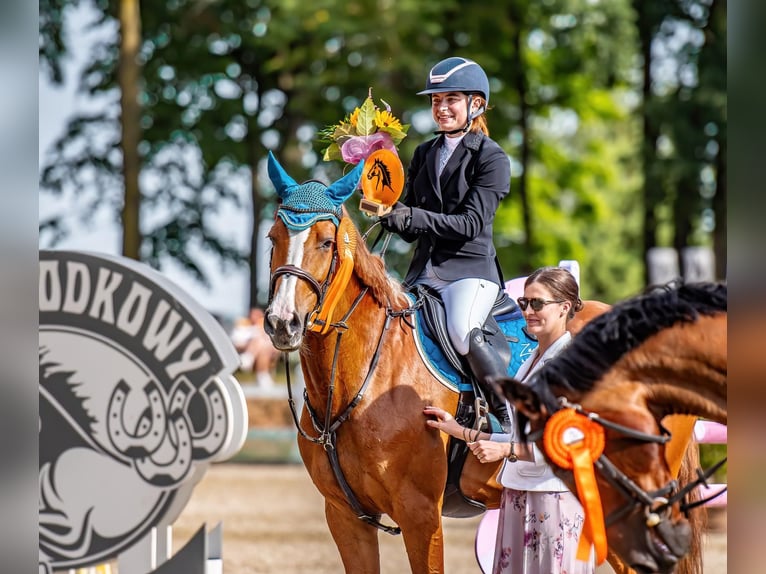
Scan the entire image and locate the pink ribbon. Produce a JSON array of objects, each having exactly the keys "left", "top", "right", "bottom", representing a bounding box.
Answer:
[{"left": 340, "top": 133, "right": 397, "bottom": 164}]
